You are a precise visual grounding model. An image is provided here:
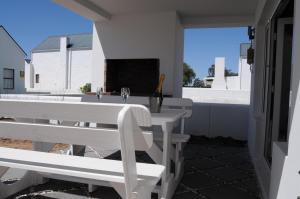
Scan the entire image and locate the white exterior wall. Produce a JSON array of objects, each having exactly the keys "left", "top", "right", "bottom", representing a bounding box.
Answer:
[
  {"left": 24, "top": 61, "right": 33, "bottom": 89},
  {"left": 183, "top": 88, "right": 250, "bottom": 140},
  {"left": 225, "top": 76, "right": 240, "bottom": 90},
  {"left": 92, "top": 12, "right": 183, "bottom": 96},
  {"left": 239, "top": 58, "right": 252, "bottom": 90},
  {"left": 29, "top": 49, "right": 92, "bottom": 93},
  {"left": 207, "top": 57, "right": 251, "bottom": 90},
  {"left": 212, "top": 57, "right": 227, "bottom": 89},
  {"left": 0, "top": 28, "right": 25, "bottom": 94},
  {"left": 248, "top": 0, "right": 292, "bottom": 198}
]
